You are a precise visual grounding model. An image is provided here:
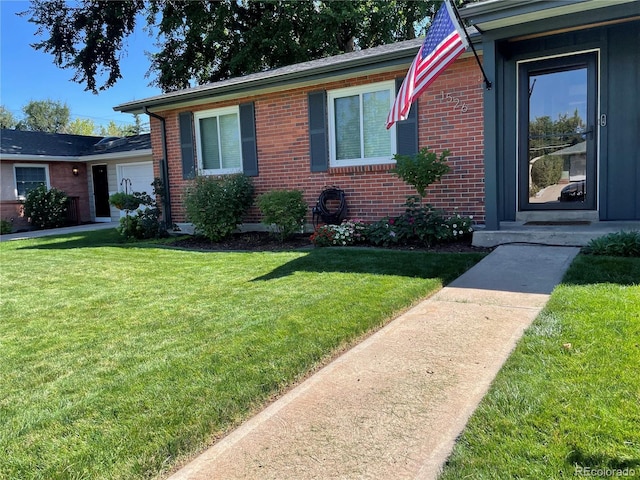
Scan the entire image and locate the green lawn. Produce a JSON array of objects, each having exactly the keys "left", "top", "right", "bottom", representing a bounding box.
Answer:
[
  {"left": 440, "top": 254, "right": 640, "bottom": 479},
  {"left": 0, "top": 230, "right": 484, "bottom": 480}
]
